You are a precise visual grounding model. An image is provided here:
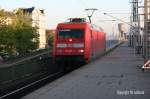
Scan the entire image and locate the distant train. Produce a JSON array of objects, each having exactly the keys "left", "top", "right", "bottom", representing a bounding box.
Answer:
[{"left": 52, "top": 18, "right": 106, "bottom": 66}]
